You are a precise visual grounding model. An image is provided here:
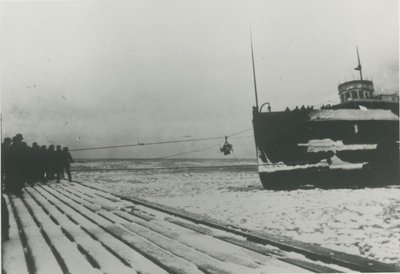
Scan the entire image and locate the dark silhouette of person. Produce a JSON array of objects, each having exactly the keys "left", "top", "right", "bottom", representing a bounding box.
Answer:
[
  {"left": 30, "top": 143, "right": 41, "bottom": 183},
  {"left": 38, "top": 145, "right": 47, "bottom": 182},
  {"left": 22, "top": 142, "right": 34, "bottom": 186},
  {"left": 55, "top": 145, "right": 64, "bottom": 182},
  {"left": 62, "top": 147, "right": 74, "bottom": 182},
  {"left": 2, "top": 195, "right": 10, "bottom": 241},
  {"left": 220, "top": 137, "right": 233, "bottom": 155},
  {"left": 21, "top": 142, "right": 32, "bottom": 185},
  {"left": 2, "top": 137, "right": 12, "bottom": 192},
  {"left": 8, "top": 134, "right": 26, "bottom": 196},
  {"left": 46, "top": 145, "right": 56, "bottom": 181}
]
